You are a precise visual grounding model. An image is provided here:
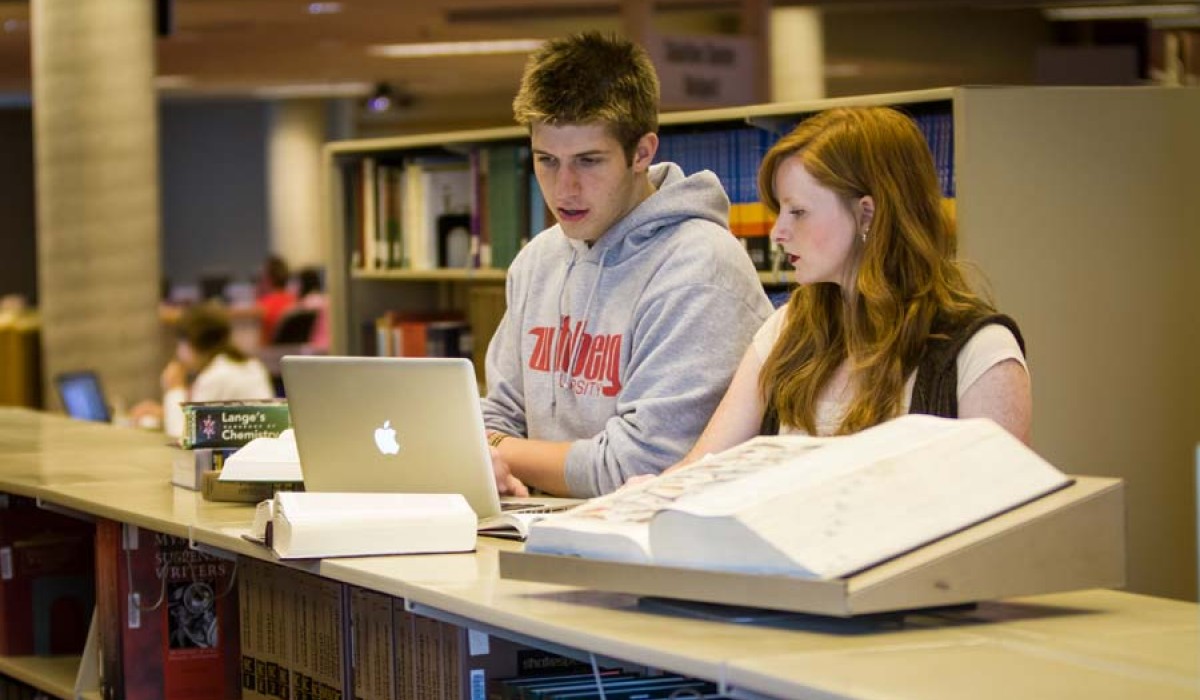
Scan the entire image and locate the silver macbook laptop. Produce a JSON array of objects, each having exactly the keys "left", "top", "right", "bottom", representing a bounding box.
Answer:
[{"left": 280, "top": 355, "right": 577, "bottom": 521}]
